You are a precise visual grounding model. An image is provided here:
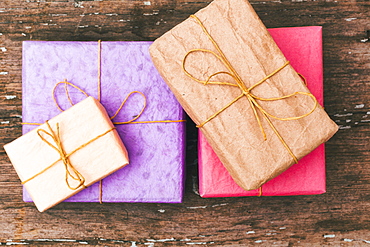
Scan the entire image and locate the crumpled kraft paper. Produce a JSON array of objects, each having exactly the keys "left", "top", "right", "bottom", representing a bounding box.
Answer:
[
  {"left": 199, "top": 25, "right": 328, "bottom": 197},
  {"left": 150, "top": 0, "right": 338, "bottom": 190}
]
